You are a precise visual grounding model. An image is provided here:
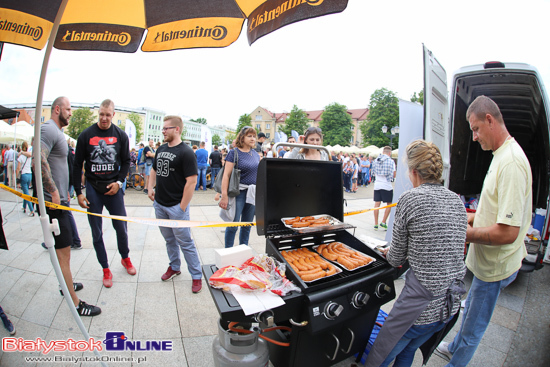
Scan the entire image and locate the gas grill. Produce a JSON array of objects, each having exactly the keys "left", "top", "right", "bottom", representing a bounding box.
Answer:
[{"left": 203, "top": 156, "right": 396, "bottom": 366}]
